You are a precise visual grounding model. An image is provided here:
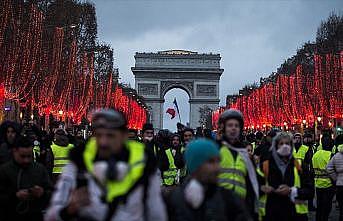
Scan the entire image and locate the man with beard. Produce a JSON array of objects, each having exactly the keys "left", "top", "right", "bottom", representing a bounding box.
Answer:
[
  {"left": 182, "top": 128, "right": 194, "bottom": 147},
  {"left": 218, "top": 109, "right": 259, "bottom": 220},
  {"left": 0, "top": 136, "right": 52, "bottom": 221},
  {"left": 161, "top": 133, "right": 185, "bottom": 187}
]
